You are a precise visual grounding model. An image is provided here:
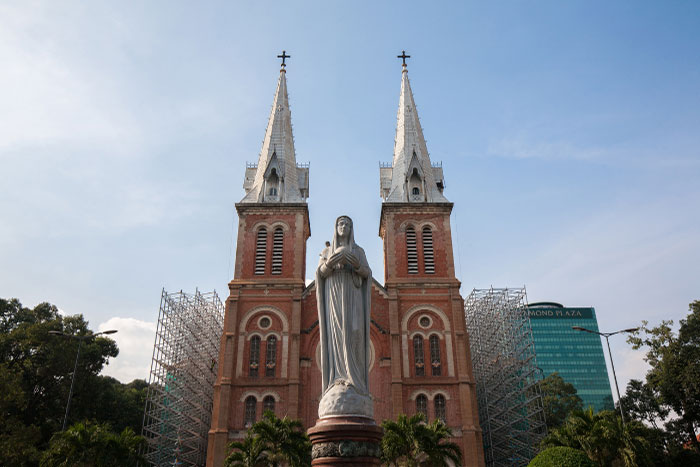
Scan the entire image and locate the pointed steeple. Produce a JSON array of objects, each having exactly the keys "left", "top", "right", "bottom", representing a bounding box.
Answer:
[
  {"left": 242, "top": 55, "right": 308, "bottom": 203},
  {"left": 380, "top": 56, "right": 447, "bottom": 203}
]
